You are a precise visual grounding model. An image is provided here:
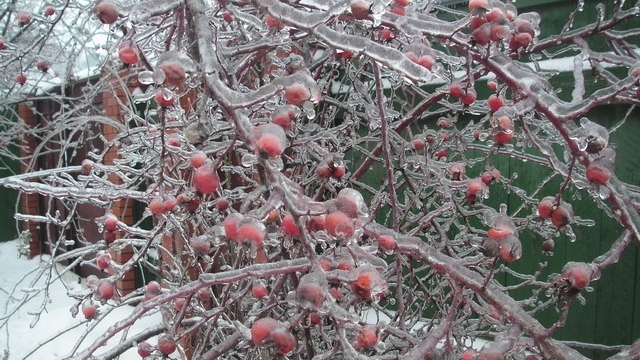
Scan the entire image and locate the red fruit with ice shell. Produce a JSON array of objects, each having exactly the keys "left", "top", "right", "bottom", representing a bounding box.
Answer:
[
  {"left": 351, "top": 265, "right": 388, "bottom": 302},
  {"left": 158, "top": 61, "right": 186, "bottom": 88},
  {"left": 118, "top": 41, "right": 139, "bottom": 65},
  {"left": 96, "top": 251, "right": 111, "bottom": 270},
  {"left": 285, "top": 83, "right": 311, "bottom": 106},
  {"left": 357, "top": 325, "right": 378, "bottom": 349},
  {"left": 351, "top": 0, "right": 370, "bottom": 20},
  {"left": 158, "top": 336, "right": 176, "bottom": 355},
  {"left": 253, "top": 124, "right": 287, "bottom": 159},
  {"left": 193, "top": 164, "right": 220, "bottom": 194},
  {"left": 96, "top": 1, "right": 118, "bottom": 24},
  {"left": 82, "top": 301, "right": 97, "bottom": 318},
  {"left": 561, "top": 261, "right": 594, "bottom": 290},
  {"left": 137, "top": 342, "right": 152, "bottom": 357}
]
